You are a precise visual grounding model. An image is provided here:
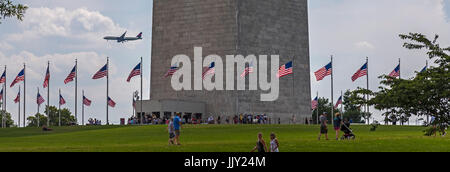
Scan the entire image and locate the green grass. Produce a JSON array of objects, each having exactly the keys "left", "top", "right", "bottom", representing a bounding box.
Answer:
[{"left": 0, "top": 125, "right": 448, "bottom": 152}]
